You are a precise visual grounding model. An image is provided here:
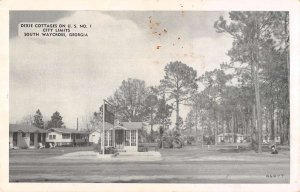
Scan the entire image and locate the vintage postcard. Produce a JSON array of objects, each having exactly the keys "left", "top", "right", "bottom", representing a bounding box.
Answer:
[{"left": 0, "top": 0, "right": 300, "bottom": 191}]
